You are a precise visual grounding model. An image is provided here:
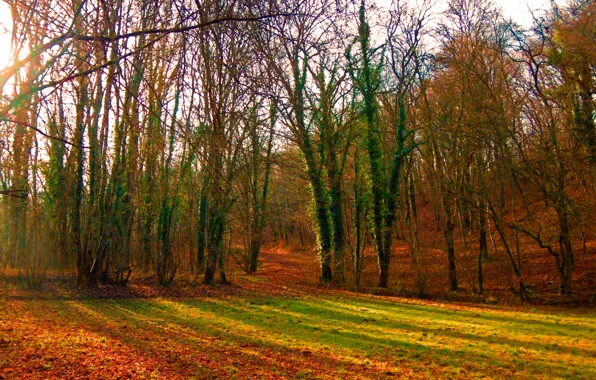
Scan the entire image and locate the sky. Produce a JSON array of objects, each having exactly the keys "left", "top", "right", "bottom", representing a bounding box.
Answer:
[
  {"left": 375, "top": 0, "right": 555, "bottom": 25},
  {"left": 0, "top": 2, "right": 10, "bottom": 72},
  {"left": 0, "top": 0, "right": 555, "bottom": 73},
  {"left": 492, "top": 0, "right": 555, "bottom": 25}
]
